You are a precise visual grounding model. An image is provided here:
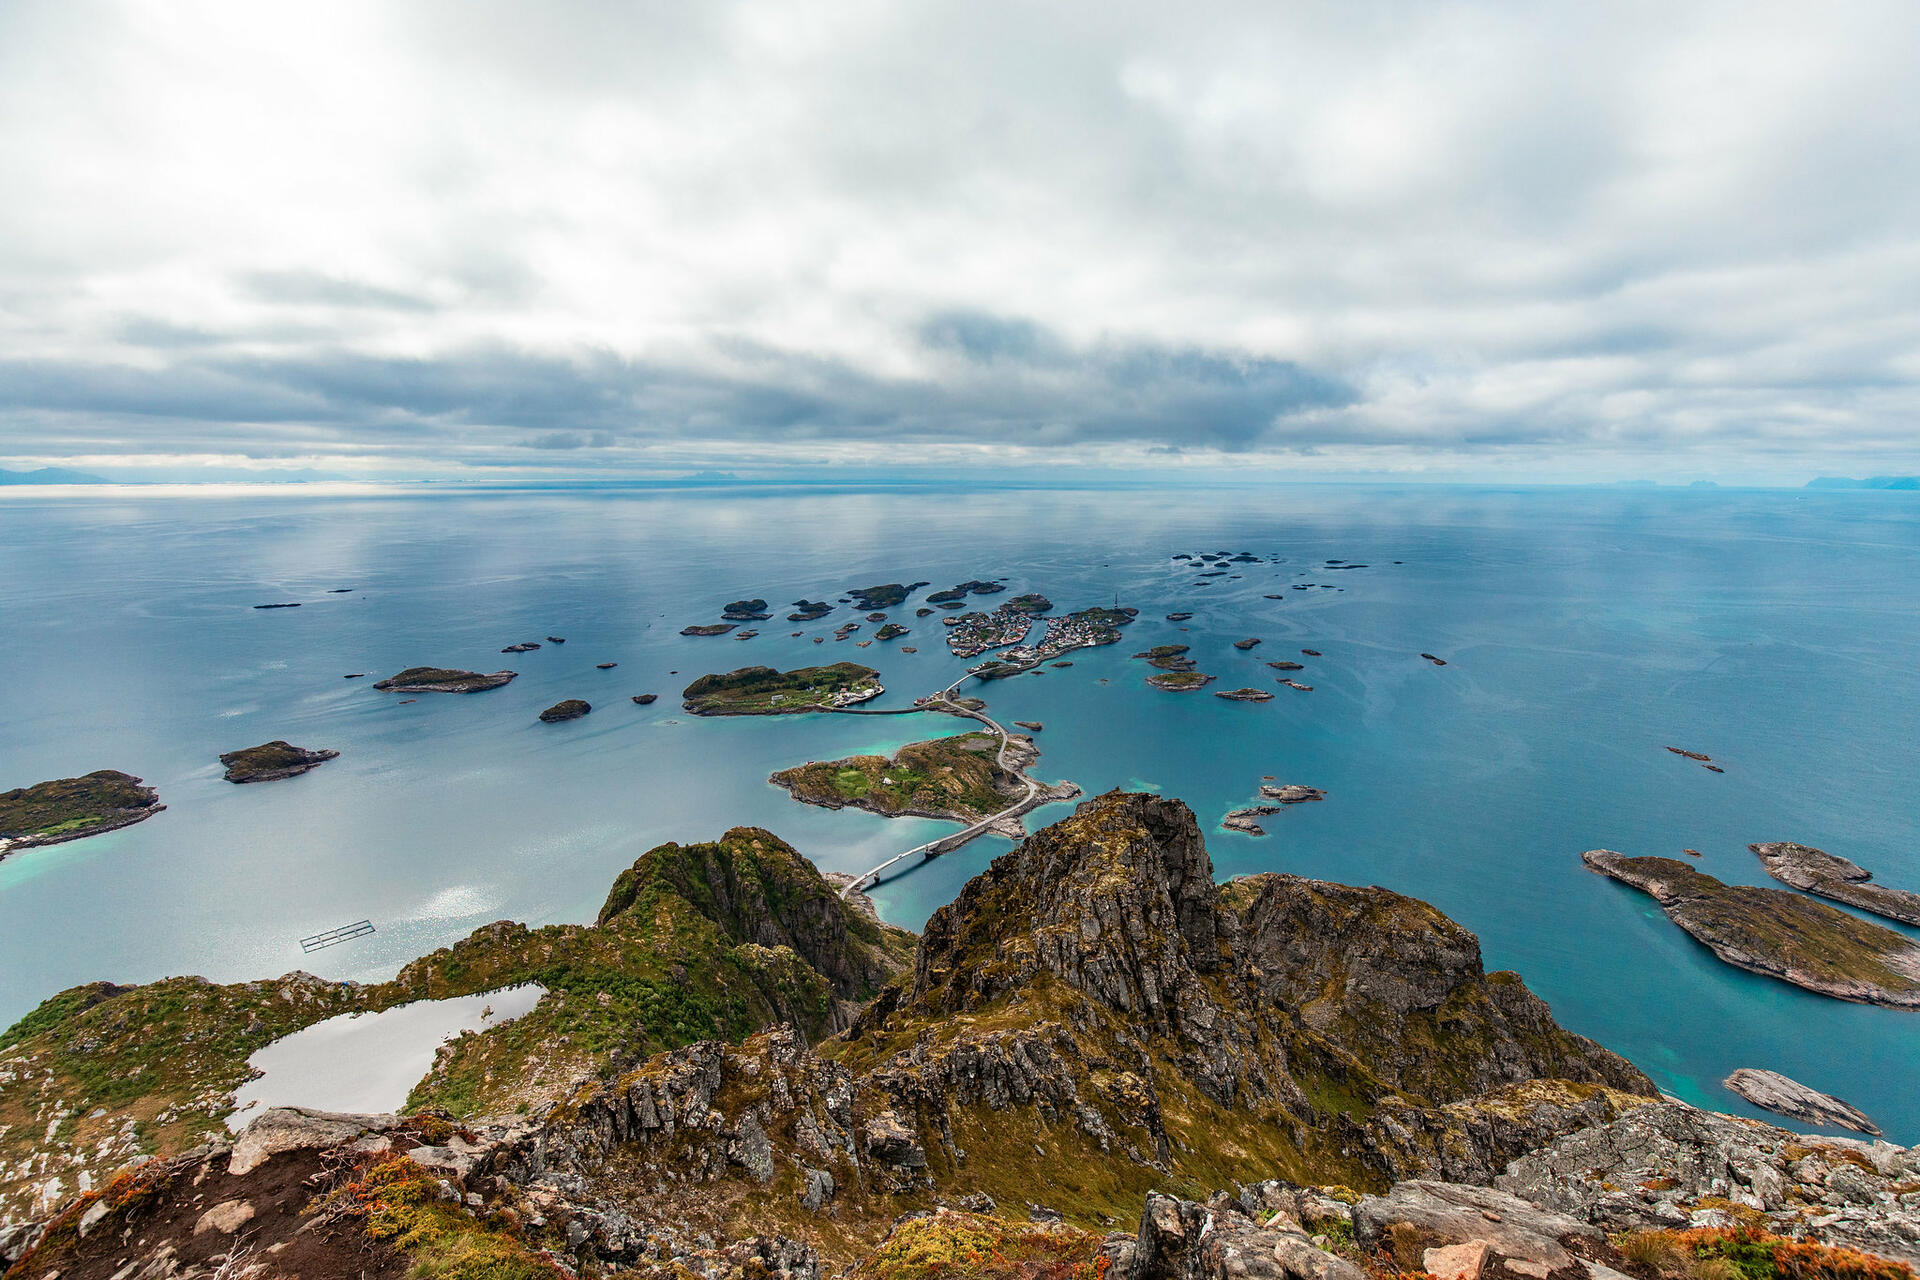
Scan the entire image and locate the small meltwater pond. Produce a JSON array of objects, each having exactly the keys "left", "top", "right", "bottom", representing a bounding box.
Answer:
[{"left": 226, "top": 984, "right": 546, "bottom": 1130}]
